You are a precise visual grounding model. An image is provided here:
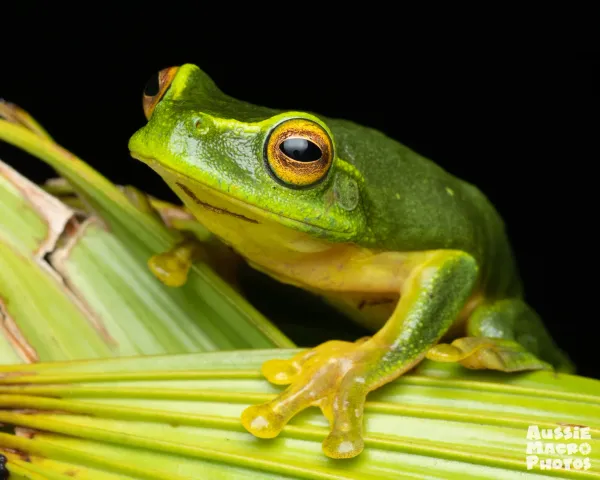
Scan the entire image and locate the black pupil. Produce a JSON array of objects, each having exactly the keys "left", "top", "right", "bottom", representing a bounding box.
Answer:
[
  {"left": 144, "top": 73, "right": 160, "bottom": 97},
  {"left": 280, "top": 138, "right": 322, "bottom": 162}
]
